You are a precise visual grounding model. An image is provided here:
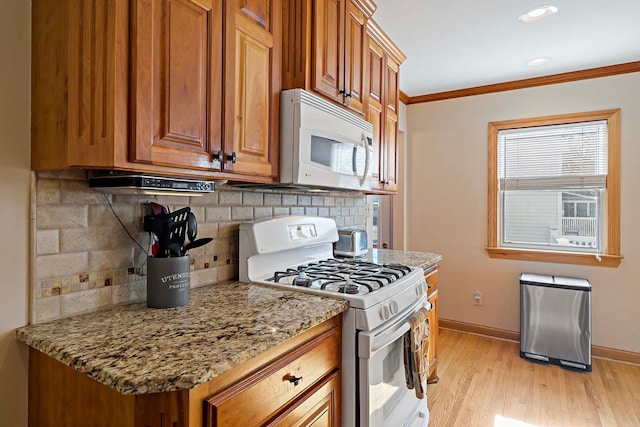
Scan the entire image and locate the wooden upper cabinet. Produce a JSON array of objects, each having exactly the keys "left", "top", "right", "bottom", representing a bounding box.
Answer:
[
  {"left": 366, "top": 37, "right": 384, "bottom": 188},
  {"left": 365, "top": 19, "right": 405, "bottom": 194},
  {"left": 31, "top": 0, "right": 279, "bottom": 183},
  {"left": 311, "top": 0, "right": 344, "bottom": 105},
  {"left": 130, "top": 0, "right": 222, "bottom": 171},
  {"left": 31, "top": 0, "right": 126, "bottom": 171},
  {"left": 223, "top": 0, "right": 280, "bottom": 178},
  {"left": 282, "top": 0, "right": 374, "bottom": 116},
  {"left": 382, "top": 57, "right": 400, "bottom": 192},
  {"left": 343, "top": 0, "right": 367, "bottom": 114}
]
